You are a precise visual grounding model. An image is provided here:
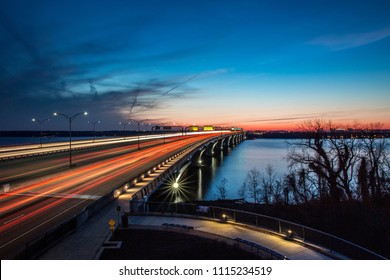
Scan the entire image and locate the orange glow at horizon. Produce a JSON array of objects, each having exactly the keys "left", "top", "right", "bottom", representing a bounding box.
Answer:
[{"left": 237, "top": 120, "right": 390, "bottom": 131}]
